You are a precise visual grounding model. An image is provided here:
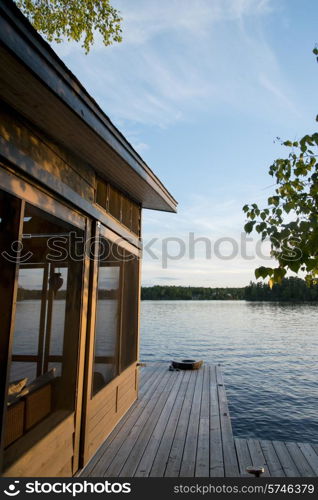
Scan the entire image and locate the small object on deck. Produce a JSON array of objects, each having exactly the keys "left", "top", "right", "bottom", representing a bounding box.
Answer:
[
  {"left": 137, "top": 362, "right": 147, "bottom": 367},
  {"left": 168, "top": 365, "right": 180, "bottom": 371},
  {"left": 171, "top": 359, "right": 203, "bottom": 370},
  {"left": 246, "top": 466, "right": 265, "bottom": 478}
]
